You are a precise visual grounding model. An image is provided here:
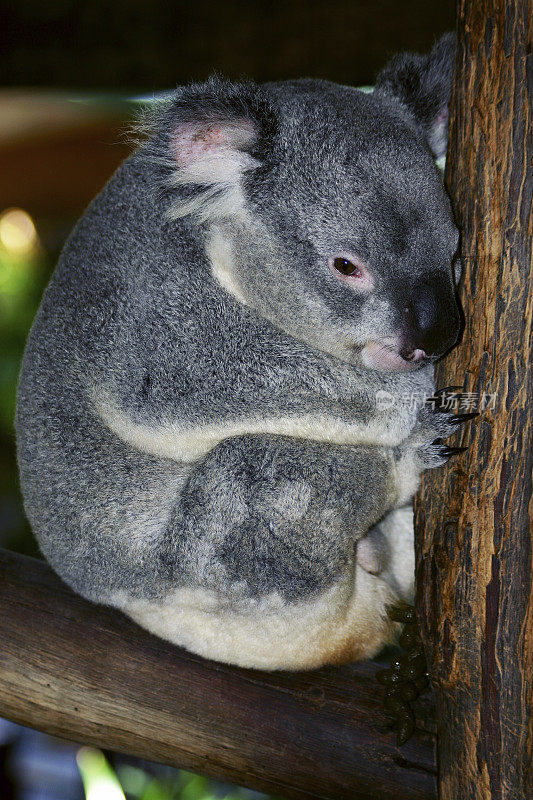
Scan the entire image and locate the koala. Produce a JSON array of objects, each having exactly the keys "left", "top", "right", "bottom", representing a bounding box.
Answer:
[{"left": 16, "top": 33, "right": 467, "bottom": 671}]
